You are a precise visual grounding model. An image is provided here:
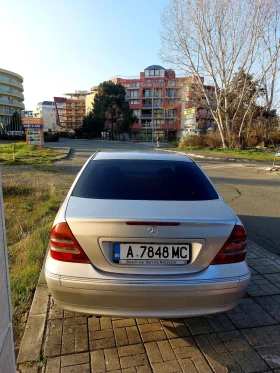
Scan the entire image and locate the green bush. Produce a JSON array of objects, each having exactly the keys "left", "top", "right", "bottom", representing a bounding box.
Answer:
[
  {"left": 44, "top": 132, "right": 60, "bottom": 142},
  {"left": 269, "top": 131, "right": 280, "bottom": 145},
  {"left": 7, "top": 135, "right": 25, "bottom": 141},
  {"left": 179, "top": 133, "right": 223, "bottom": 148}
]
